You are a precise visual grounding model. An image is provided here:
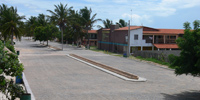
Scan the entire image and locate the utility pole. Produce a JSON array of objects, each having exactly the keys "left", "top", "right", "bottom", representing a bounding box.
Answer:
[
  {"left": 131, "top": 9, "right": 132, "bottom": 25},
  {"left": 127, "top": 20, "right": 130, "bottom": 57}
]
